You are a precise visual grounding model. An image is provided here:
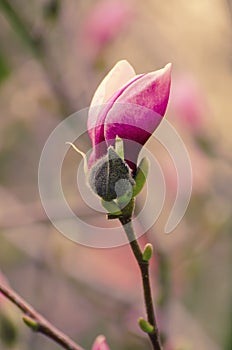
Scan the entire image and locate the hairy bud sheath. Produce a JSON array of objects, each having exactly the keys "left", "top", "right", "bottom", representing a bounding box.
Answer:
[{"left": 88, "top": 147, "right": 135, "bottom": 201}]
